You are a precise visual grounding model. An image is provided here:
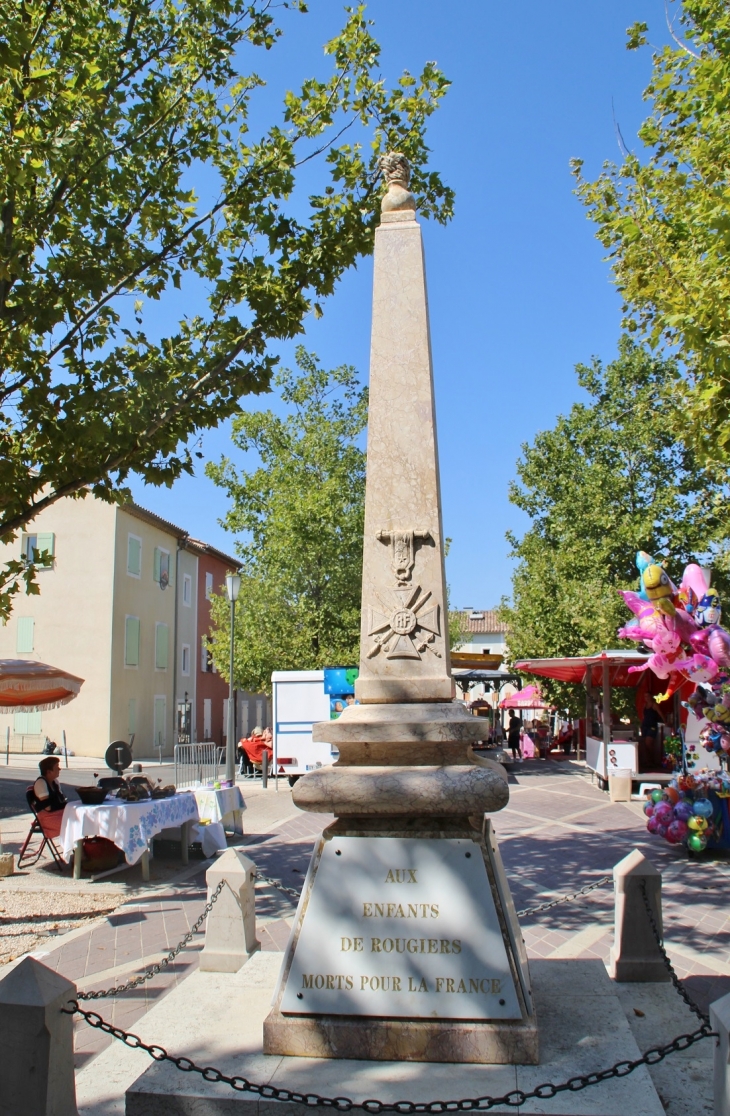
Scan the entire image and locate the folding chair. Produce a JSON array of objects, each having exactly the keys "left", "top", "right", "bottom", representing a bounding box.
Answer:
[{"left": 16, "top": 787, "right": 66, "bottom": 872}]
